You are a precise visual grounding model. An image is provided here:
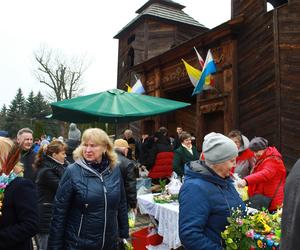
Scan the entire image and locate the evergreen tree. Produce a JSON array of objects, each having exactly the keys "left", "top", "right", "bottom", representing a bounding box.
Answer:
[
  {"left": 33, "top": 91, "right": 60, "bottom": 138},
  {"left": 5, "top": 88, "right": 28, "bottom": 136},
  {"left": 0, "top": 105, "right": 7, "bottom": 116},
  {"left": 0, "top": 104, "right": 7, "bottom": 130},
  {"left": 25, "top": 91, "right": 37, "bottom": 118},
  {"left": 34, "top": 91, "right": 51, "bottom": 117}
]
